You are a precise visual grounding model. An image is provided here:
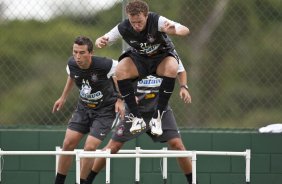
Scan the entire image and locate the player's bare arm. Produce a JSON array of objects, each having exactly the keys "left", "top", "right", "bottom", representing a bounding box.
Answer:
[
  {"left": 115, "top": 98, "right": 125, "bottom": 119},
  {"left": 52, "top": 76, "right": 74, "bottom": 113},
  {"left": 176, "top": 61, "right": 191, "bottom": 104},
  {"left": 177, "top": 71, "right": 191, "bottom": 104},
  {"left": 112, "top": 76, "right": 125, "bottom": 119}
]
